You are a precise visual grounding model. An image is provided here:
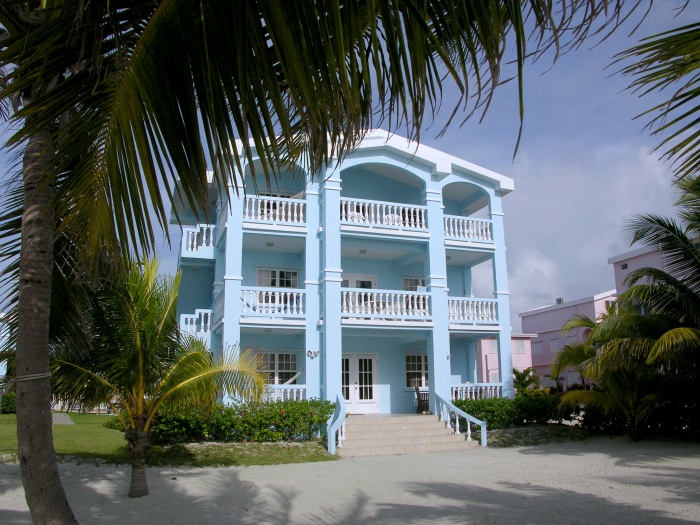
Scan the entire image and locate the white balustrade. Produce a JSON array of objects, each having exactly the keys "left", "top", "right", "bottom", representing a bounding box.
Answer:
[
  {"left": 451, "top": 383, "right": 503, "bottom": 400},
  {"left": 185, "top": 224, "right": 215, "bottom": 252},
  {"left": 243, "top": 196, "right": 306, "bottom": 224},
  {"left": 443, "top": 215, "right": 493, "bottom": 242},
  {"left": 340, "top": 199, "right": 427, "bottom": 229},
  {"left": 448, "top": 298, "right": 498, "bottom": 323},
  {"left": 181, "top": 309, "right": 213, "bottom": 336},
  {"left": 341, "top": 289, "right": 431, "bottom": 318},
  {"left": 265, "top": 385, "right": 306, "bottom": 401},
  {"left": 240, "top": 288, "right": 305, "bottom": 316}
]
